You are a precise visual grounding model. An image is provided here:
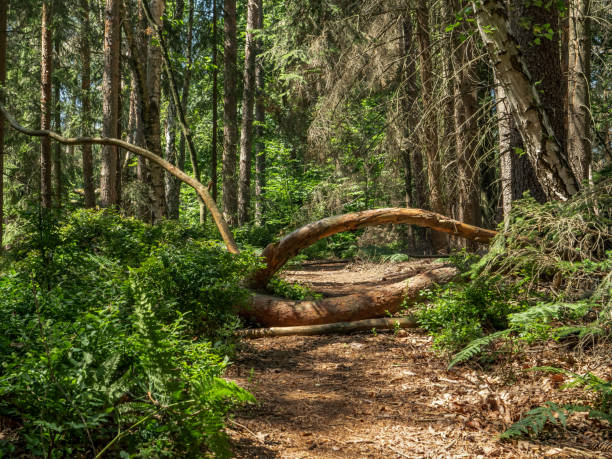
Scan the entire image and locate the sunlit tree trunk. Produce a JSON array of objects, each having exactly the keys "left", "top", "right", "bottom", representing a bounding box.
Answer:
[
  {"left": 223, "top": 0, "right": 238, "bottom": 226},
  {"left": 80, "top": 0, "right": 95, "bottom": 208},
  {"left": 211, "top": 0, "right": 219, "bottom": 203},
  {"left": 100, "top": 0, "right": 121, "bottom": 208},
  {"left": 238, "top": 0, "right": 258, "bottom": 225},
  {"left": 415, "top": 0, "right": 447, "bottom": 252},
  {"left": 40, "top": 0, "right": 53, "bottom": 209},
  {"left": 0, "top": 0, "right": 7, "bottom": 246},
  {"left": 53, "top": 42, "right": 62, "bottom": 208},
  {"left": 566, "top": 0, "right": 592, "bottom": 184}
]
